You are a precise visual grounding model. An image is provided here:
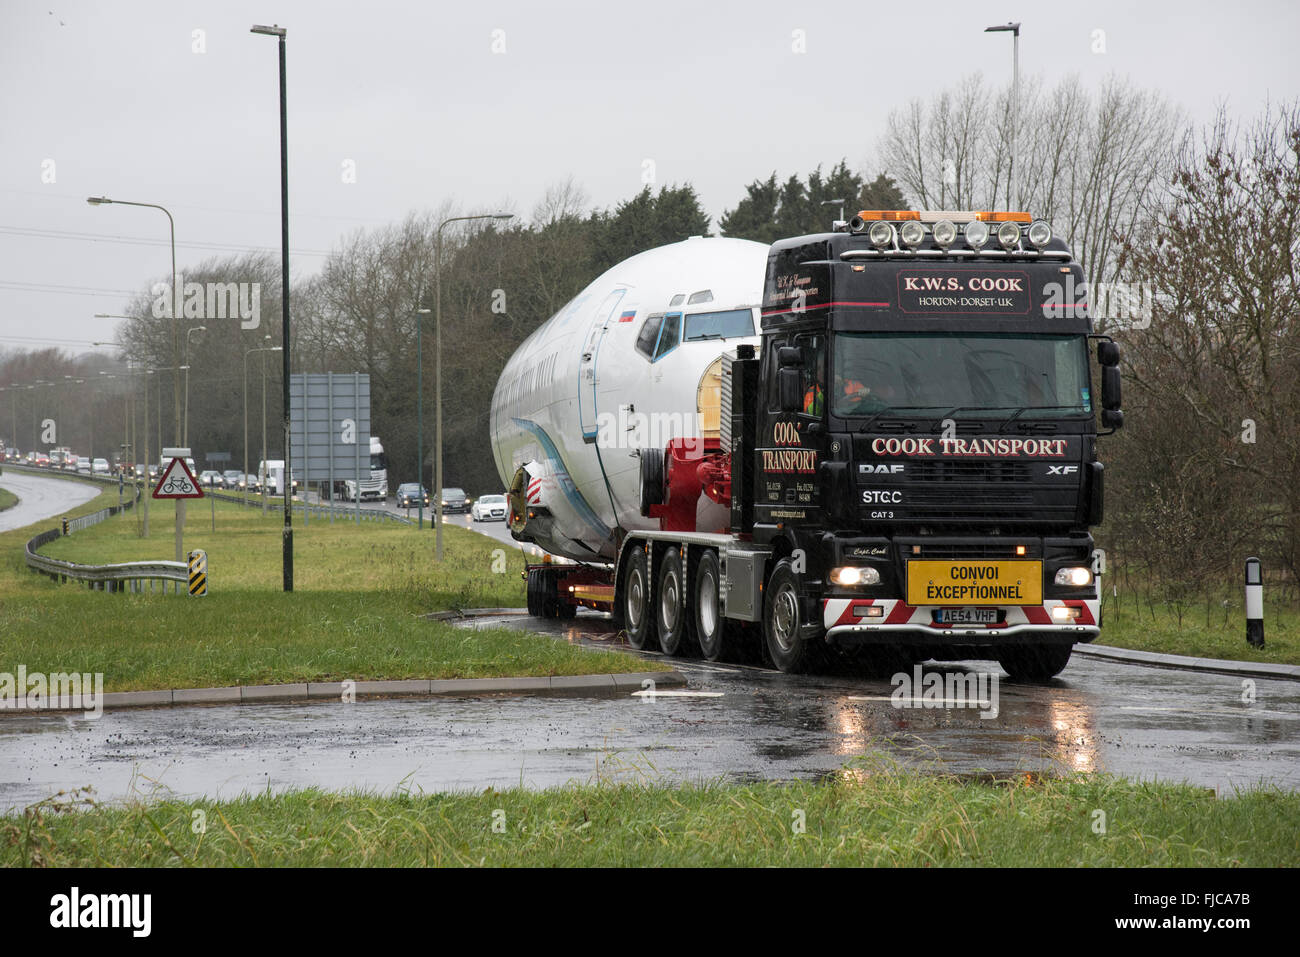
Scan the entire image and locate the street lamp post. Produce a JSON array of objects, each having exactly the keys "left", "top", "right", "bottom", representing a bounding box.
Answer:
[
  {"left": 86, "top": 198, "right": 180, "bottom": 443},
  {"left": 985, "top": 22, "right": 1021, "bottom": 209},
  {"left": 432, "top": 213, "right": 514, "bottom": 560},
  {"left": 415, "top": 307, "right": 431, "bottom": 529},
  {"left": 251, "top": 22, "right": 293, "bottom": 592},
  {"left": 183, "top": 325, "right": 206, "bottom": 446}
]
